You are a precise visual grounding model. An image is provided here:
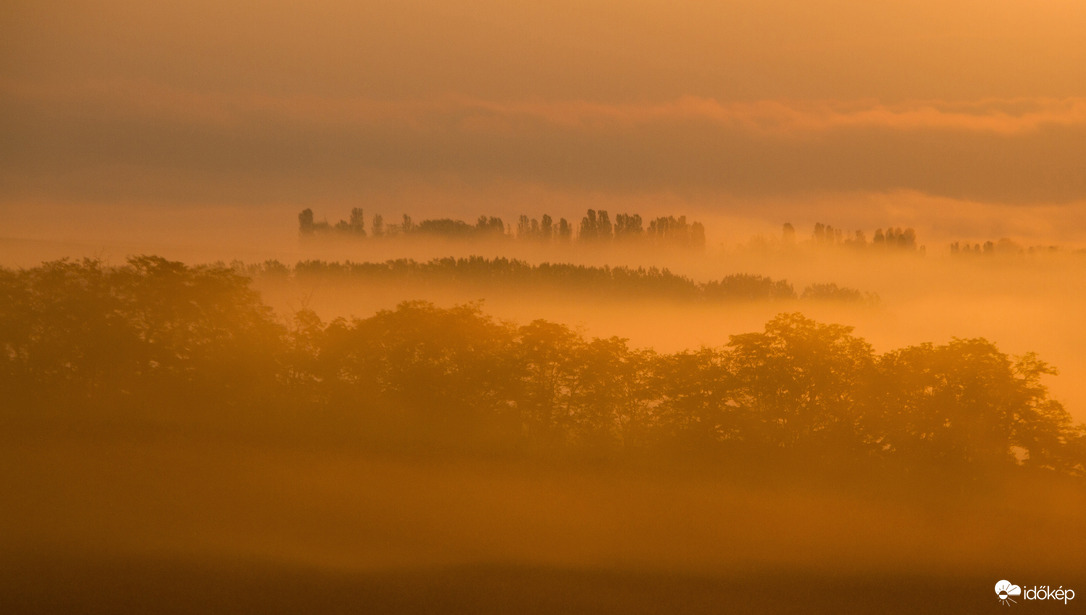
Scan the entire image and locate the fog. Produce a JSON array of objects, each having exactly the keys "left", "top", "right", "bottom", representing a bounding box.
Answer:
[
  {"left": 9, "top": 212, "right": 1084, "bottom": 419},
  {"left": 235, "top": 239, "right": 1086, "bottom": 421},
  {"left": 7, "top": 431, "right": 1084, "bottom": 613},
  {"left": 4, "top": 211, "right": 1086, "bottom": 612},
  {"left": 6, "top": 0, "right": 1086, "bottom": 609}
]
